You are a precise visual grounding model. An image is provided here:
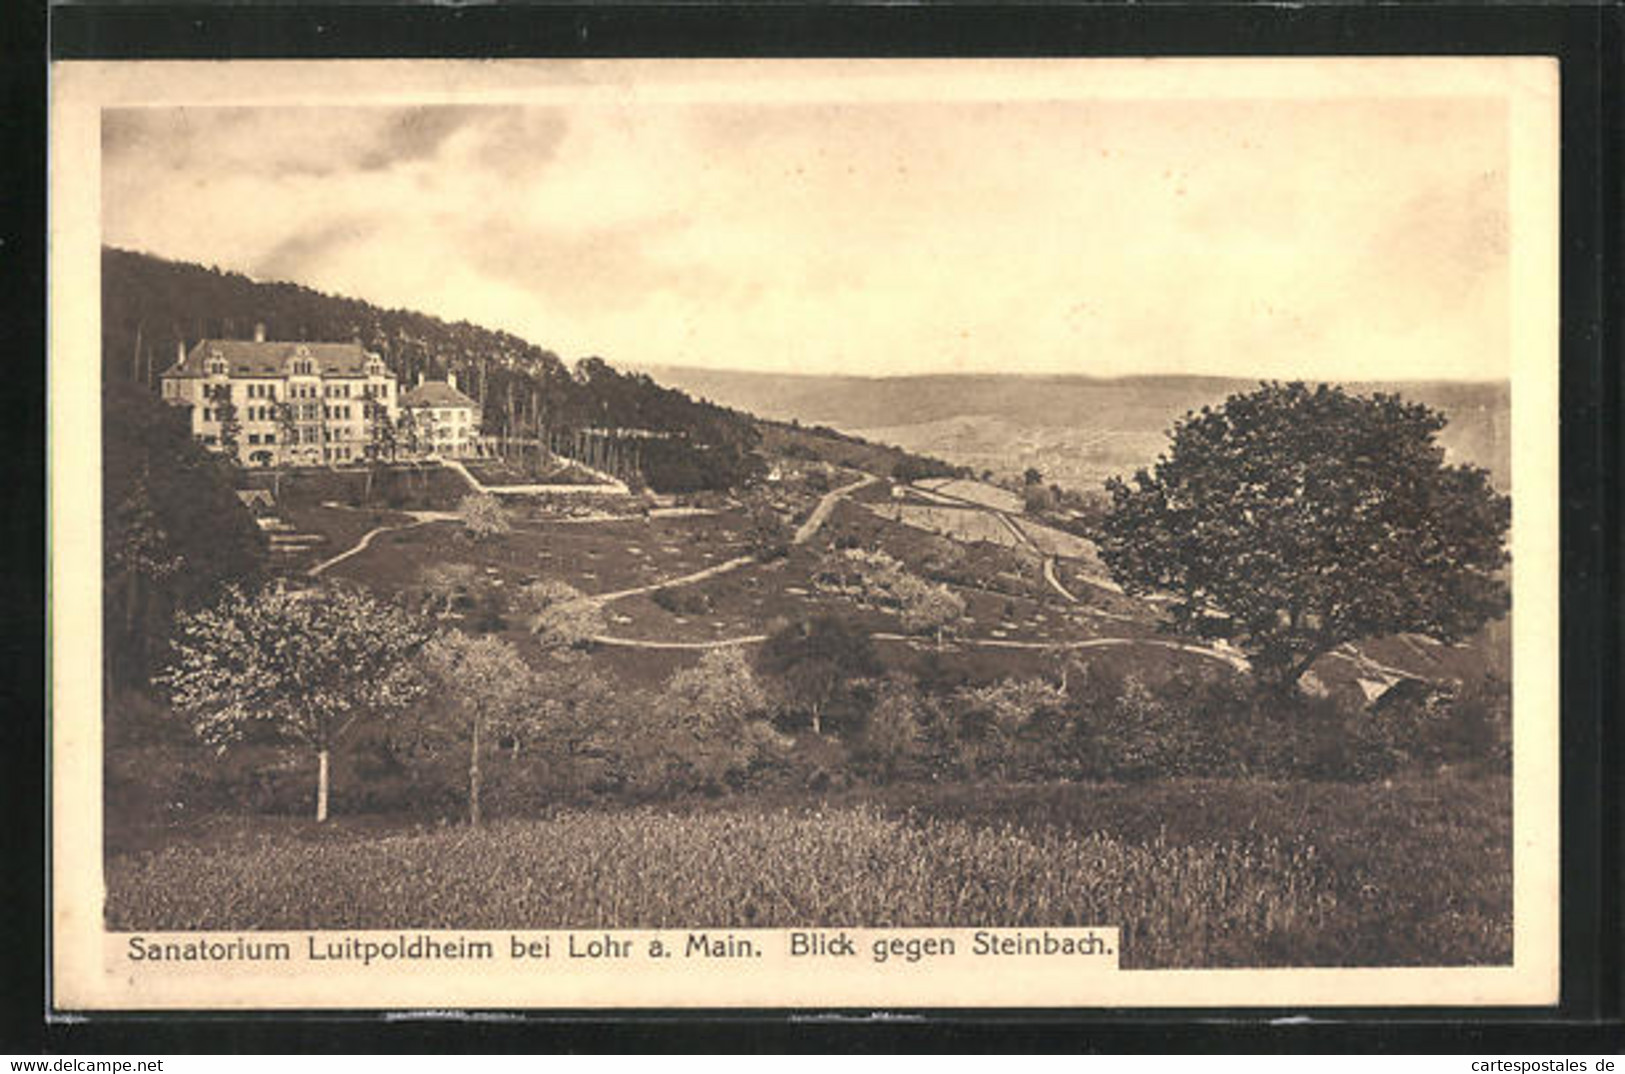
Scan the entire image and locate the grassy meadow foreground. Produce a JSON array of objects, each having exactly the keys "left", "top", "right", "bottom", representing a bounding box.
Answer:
[{"left": 105, "top": 776, "right": 1509, "bottom": 969}]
